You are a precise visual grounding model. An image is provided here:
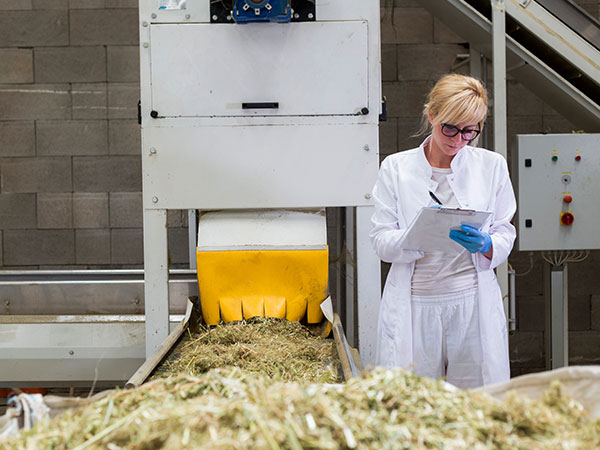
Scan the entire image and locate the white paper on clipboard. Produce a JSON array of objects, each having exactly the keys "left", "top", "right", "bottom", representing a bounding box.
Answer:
[{"left": 398, "top": 207, "right": 492, "bottom": 252}]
